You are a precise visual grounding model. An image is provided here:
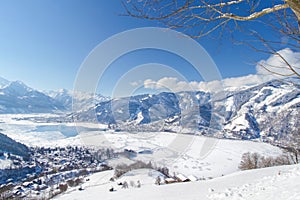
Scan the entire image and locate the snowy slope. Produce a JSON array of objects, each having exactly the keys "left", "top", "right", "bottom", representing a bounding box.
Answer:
[
  {"left": 75, "top": 131, "right": 282, "bottom": 179},
  {"left": 0, "top": 132, "right": 29, "bottom": 169},
  {"left": 0, "top": 132, "right": 29, "bottom": 158},
  {"left": 55, "top": 164, "right": 300, "bottom": 200}
]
